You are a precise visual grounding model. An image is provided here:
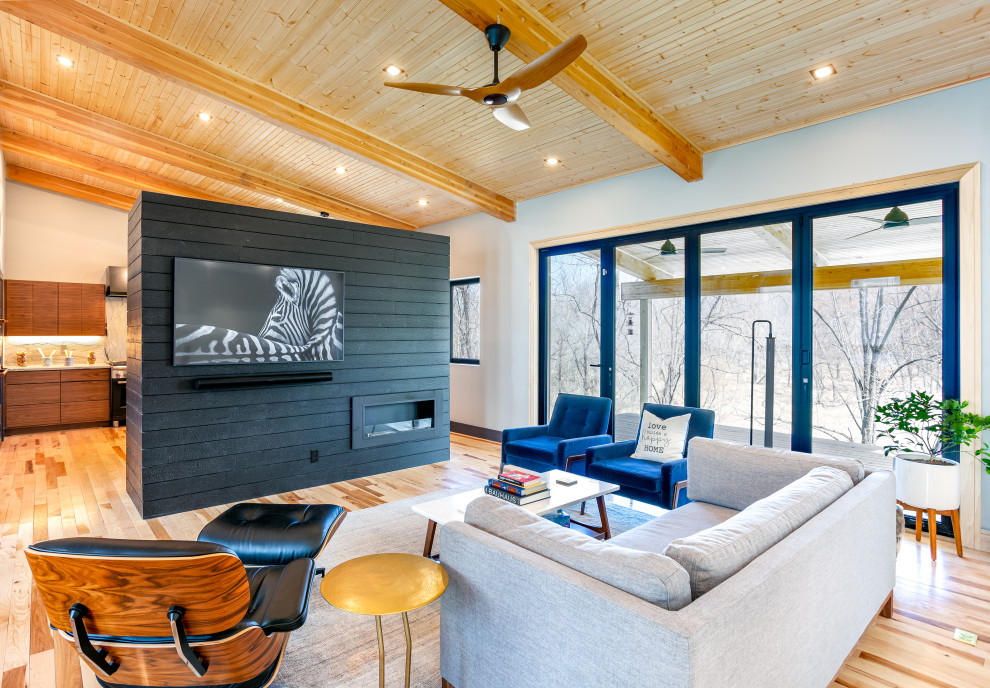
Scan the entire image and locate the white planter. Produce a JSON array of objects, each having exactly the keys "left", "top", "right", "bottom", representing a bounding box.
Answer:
[{"left": 893, "top": 453, "right": 960, "bottom": 511}]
